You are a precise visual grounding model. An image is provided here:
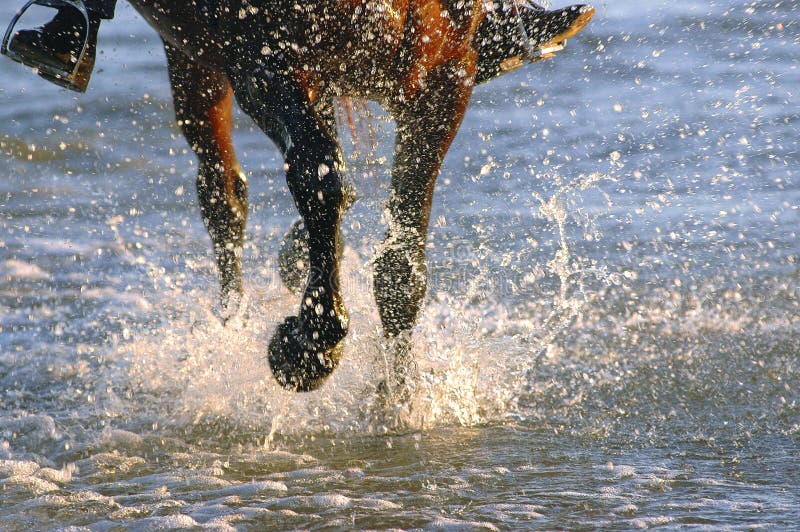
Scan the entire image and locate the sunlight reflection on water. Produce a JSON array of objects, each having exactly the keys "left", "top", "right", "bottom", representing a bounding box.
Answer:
[{"left": 0, "top": 0, "right": 798, "bottom": 528}]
